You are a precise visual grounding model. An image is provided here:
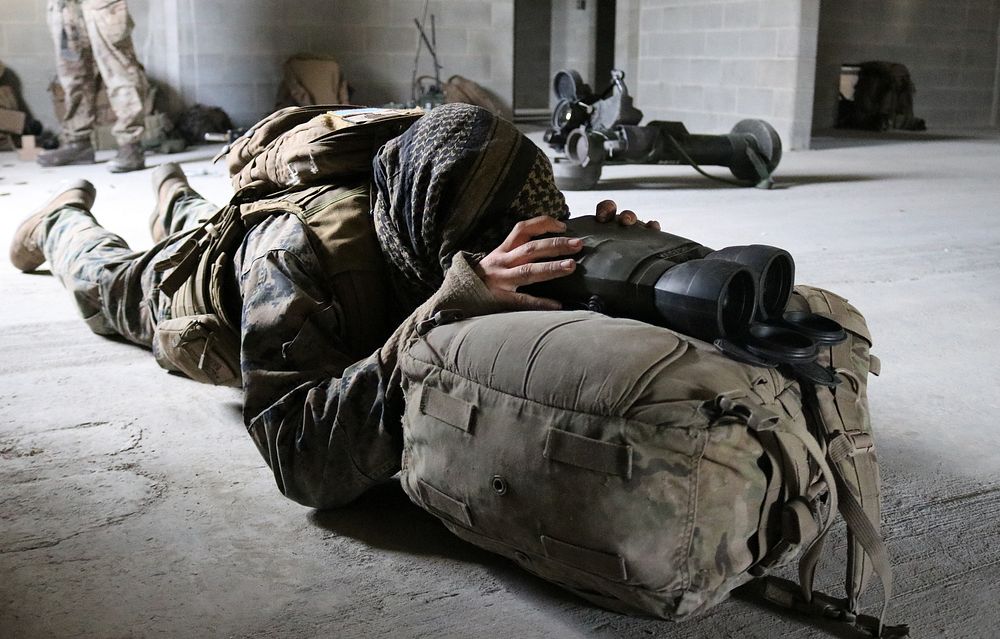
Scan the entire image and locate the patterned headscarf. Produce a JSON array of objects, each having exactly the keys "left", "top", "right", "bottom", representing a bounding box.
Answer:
[{"left": 372, "top": 104, "right": 567, "bottom": 307}]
